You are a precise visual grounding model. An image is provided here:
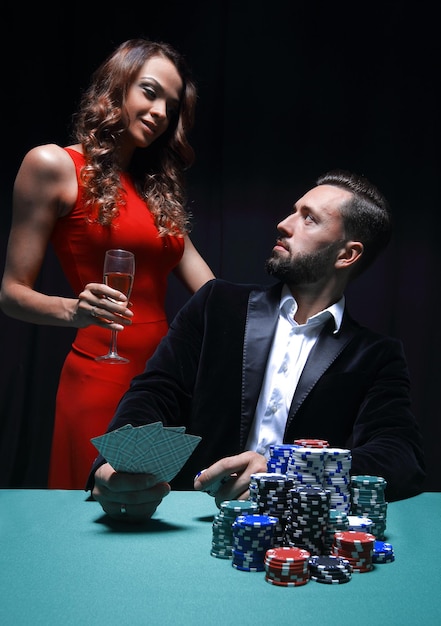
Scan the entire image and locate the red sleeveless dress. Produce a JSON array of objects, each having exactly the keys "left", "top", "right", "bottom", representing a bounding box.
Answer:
[{"left": 47, "top": 148, "right": 184, "bottom": 489}]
